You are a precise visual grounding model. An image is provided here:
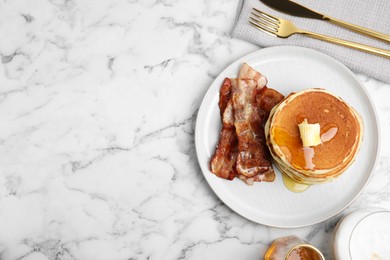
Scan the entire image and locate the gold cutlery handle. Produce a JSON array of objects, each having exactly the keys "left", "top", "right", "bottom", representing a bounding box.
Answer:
[
  {"left": 325, "top": 16, "right": 390, "bottom": 43},
  {"left": 300, "top": 30, "right": 390, "bottom": 58}
]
